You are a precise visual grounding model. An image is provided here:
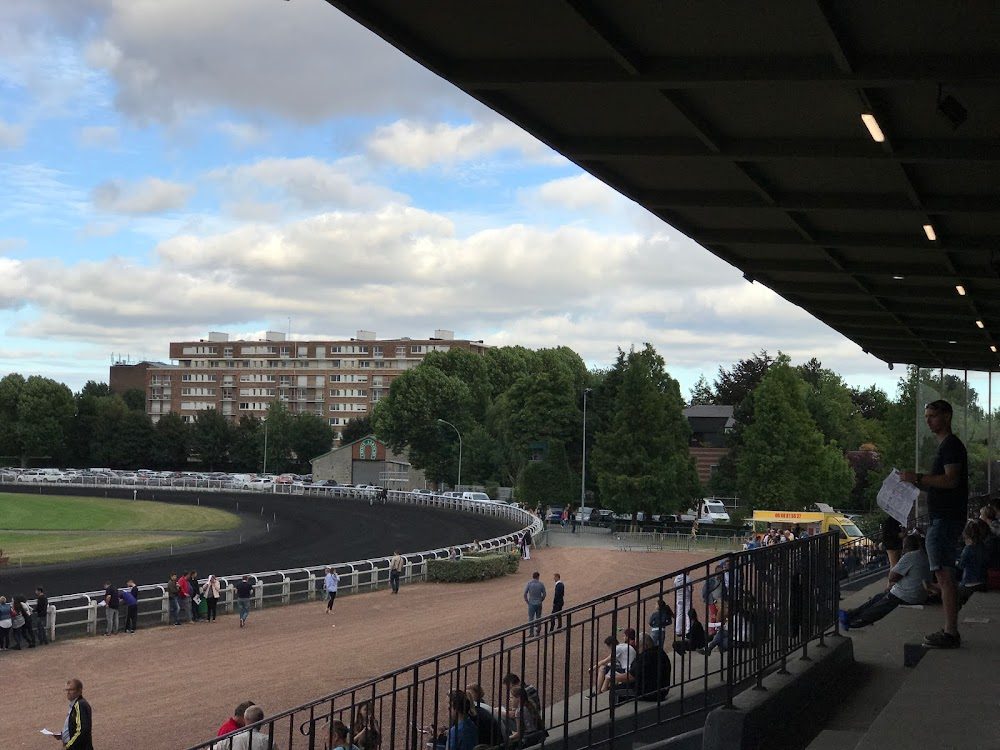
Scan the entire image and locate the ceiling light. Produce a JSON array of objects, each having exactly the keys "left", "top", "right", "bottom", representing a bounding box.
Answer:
[
  {"left": 861, "top": 113, "right": 885, "bottom": 142},
  {"left": 892, "top": 275, "right": 905, "bottom": 280},
  {"left": 923, "top": 224, "right": 937, "bottom": 241},
  {"left": 949, "top": 340, "right": 957, "bottom": 344},
  {"left": 956, "top": 285, "right": 966, "bottom": 296},
  {"left": 976, "top": 320, "right": 985, "bottom": 328},
  {"left": 992, "top": 346, "right": 998, "bottom": 353}
]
